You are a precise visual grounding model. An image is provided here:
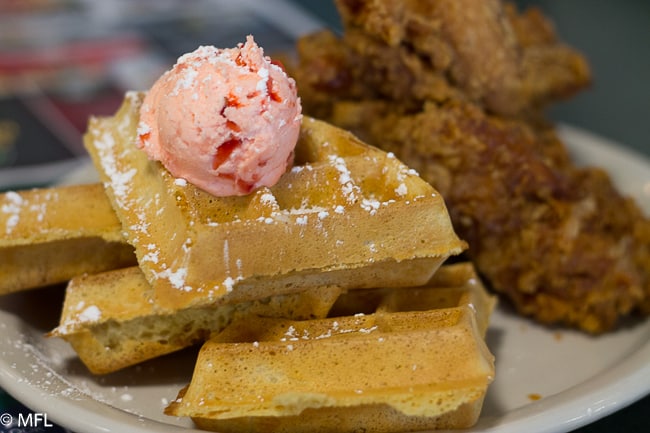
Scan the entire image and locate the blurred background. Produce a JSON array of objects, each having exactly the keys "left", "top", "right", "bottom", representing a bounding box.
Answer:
[
  {"left": 0, "top": 0, "right": 320, "bottom": 188},
  {"left": 293, "top": 0, "right": 650, "bottom": 158},
  {"left": 0, "top": 0, "right": 648, "bottom": 190}
]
